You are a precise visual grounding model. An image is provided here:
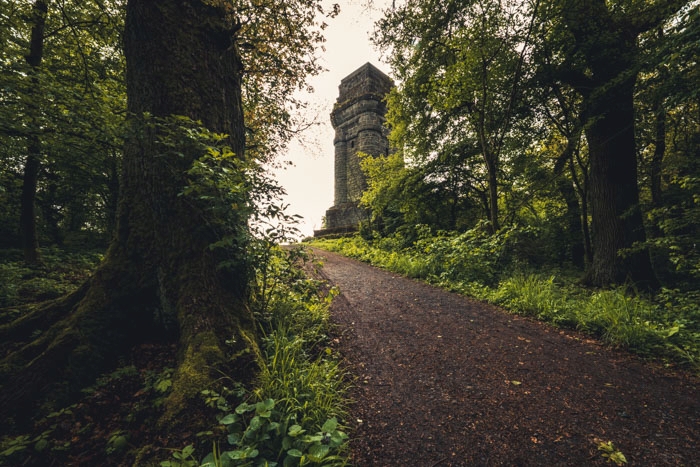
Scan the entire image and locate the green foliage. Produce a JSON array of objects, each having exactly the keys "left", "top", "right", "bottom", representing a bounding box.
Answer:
[
  {"left": 643, "top": 170, "right": 700, "bottom": 286},
  {"left": 255, "top": 333, "right": 345, "bottom": 431},
  {"left": 492, "top": 274, "right": 574, "bottom": 326},
  {"left": 372, "top": 0, "right": 539, "bottom": 234},
  {"left": 161, "top": 445, "right": 199, "bottom": 467},
  {"left": 235, "top": 0, "right": 339, "bottom": 163},
  {"left": 205, "top": 246, "right": 348, "bottom": 465},
  {"left": 208, "top": 401, "right": 347, "bottom": 466},
  {"left": 0, "top": 435, "right": 31, "bottom": 459},
  {"left": 314, "top": 222, "right": 540, "bottom": 286},
  {"left": 371, "top": 0, "right": 699, "bottom": 289},
  {"left": 0, "top": 428, "right": 55, "bottom": 465},
  {"left": 250, "top": 246, "right": 346, "bottom": 432},
  {"left": 151, "top": 115, "right": 304, "bottom": 293},
  {"left": 158, "top": 246, "right": 349, "bottom": 466},
  {"left": 106, "top": 430, "right": 130, "bottom": 455},
  {"left": 0, "top": 0, "right": 126, "bottom": 245},
  {"left": 0, "top": 406, "right": 69, "bottom": 465},
  {"left": 597, "top": 440, "right": 627, "bottom": 465}
]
